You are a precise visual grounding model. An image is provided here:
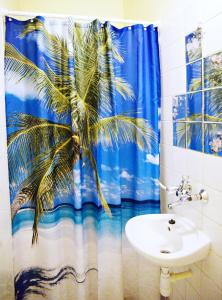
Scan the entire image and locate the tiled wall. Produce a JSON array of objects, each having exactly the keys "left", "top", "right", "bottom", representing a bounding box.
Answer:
[{"left": 160, "top": 0, "right": 222, "bottom": 299}]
